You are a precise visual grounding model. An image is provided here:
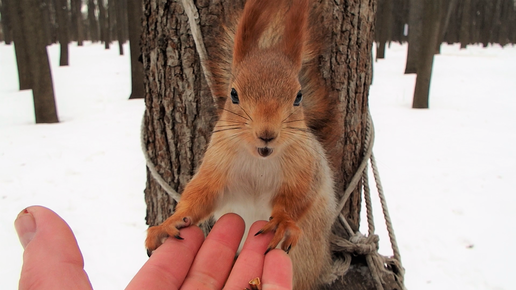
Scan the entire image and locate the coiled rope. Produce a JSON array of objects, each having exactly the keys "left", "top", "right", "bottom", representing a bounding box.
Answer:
[{"left": 141, "top": 1, "right": 406, "bottom": 289}]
